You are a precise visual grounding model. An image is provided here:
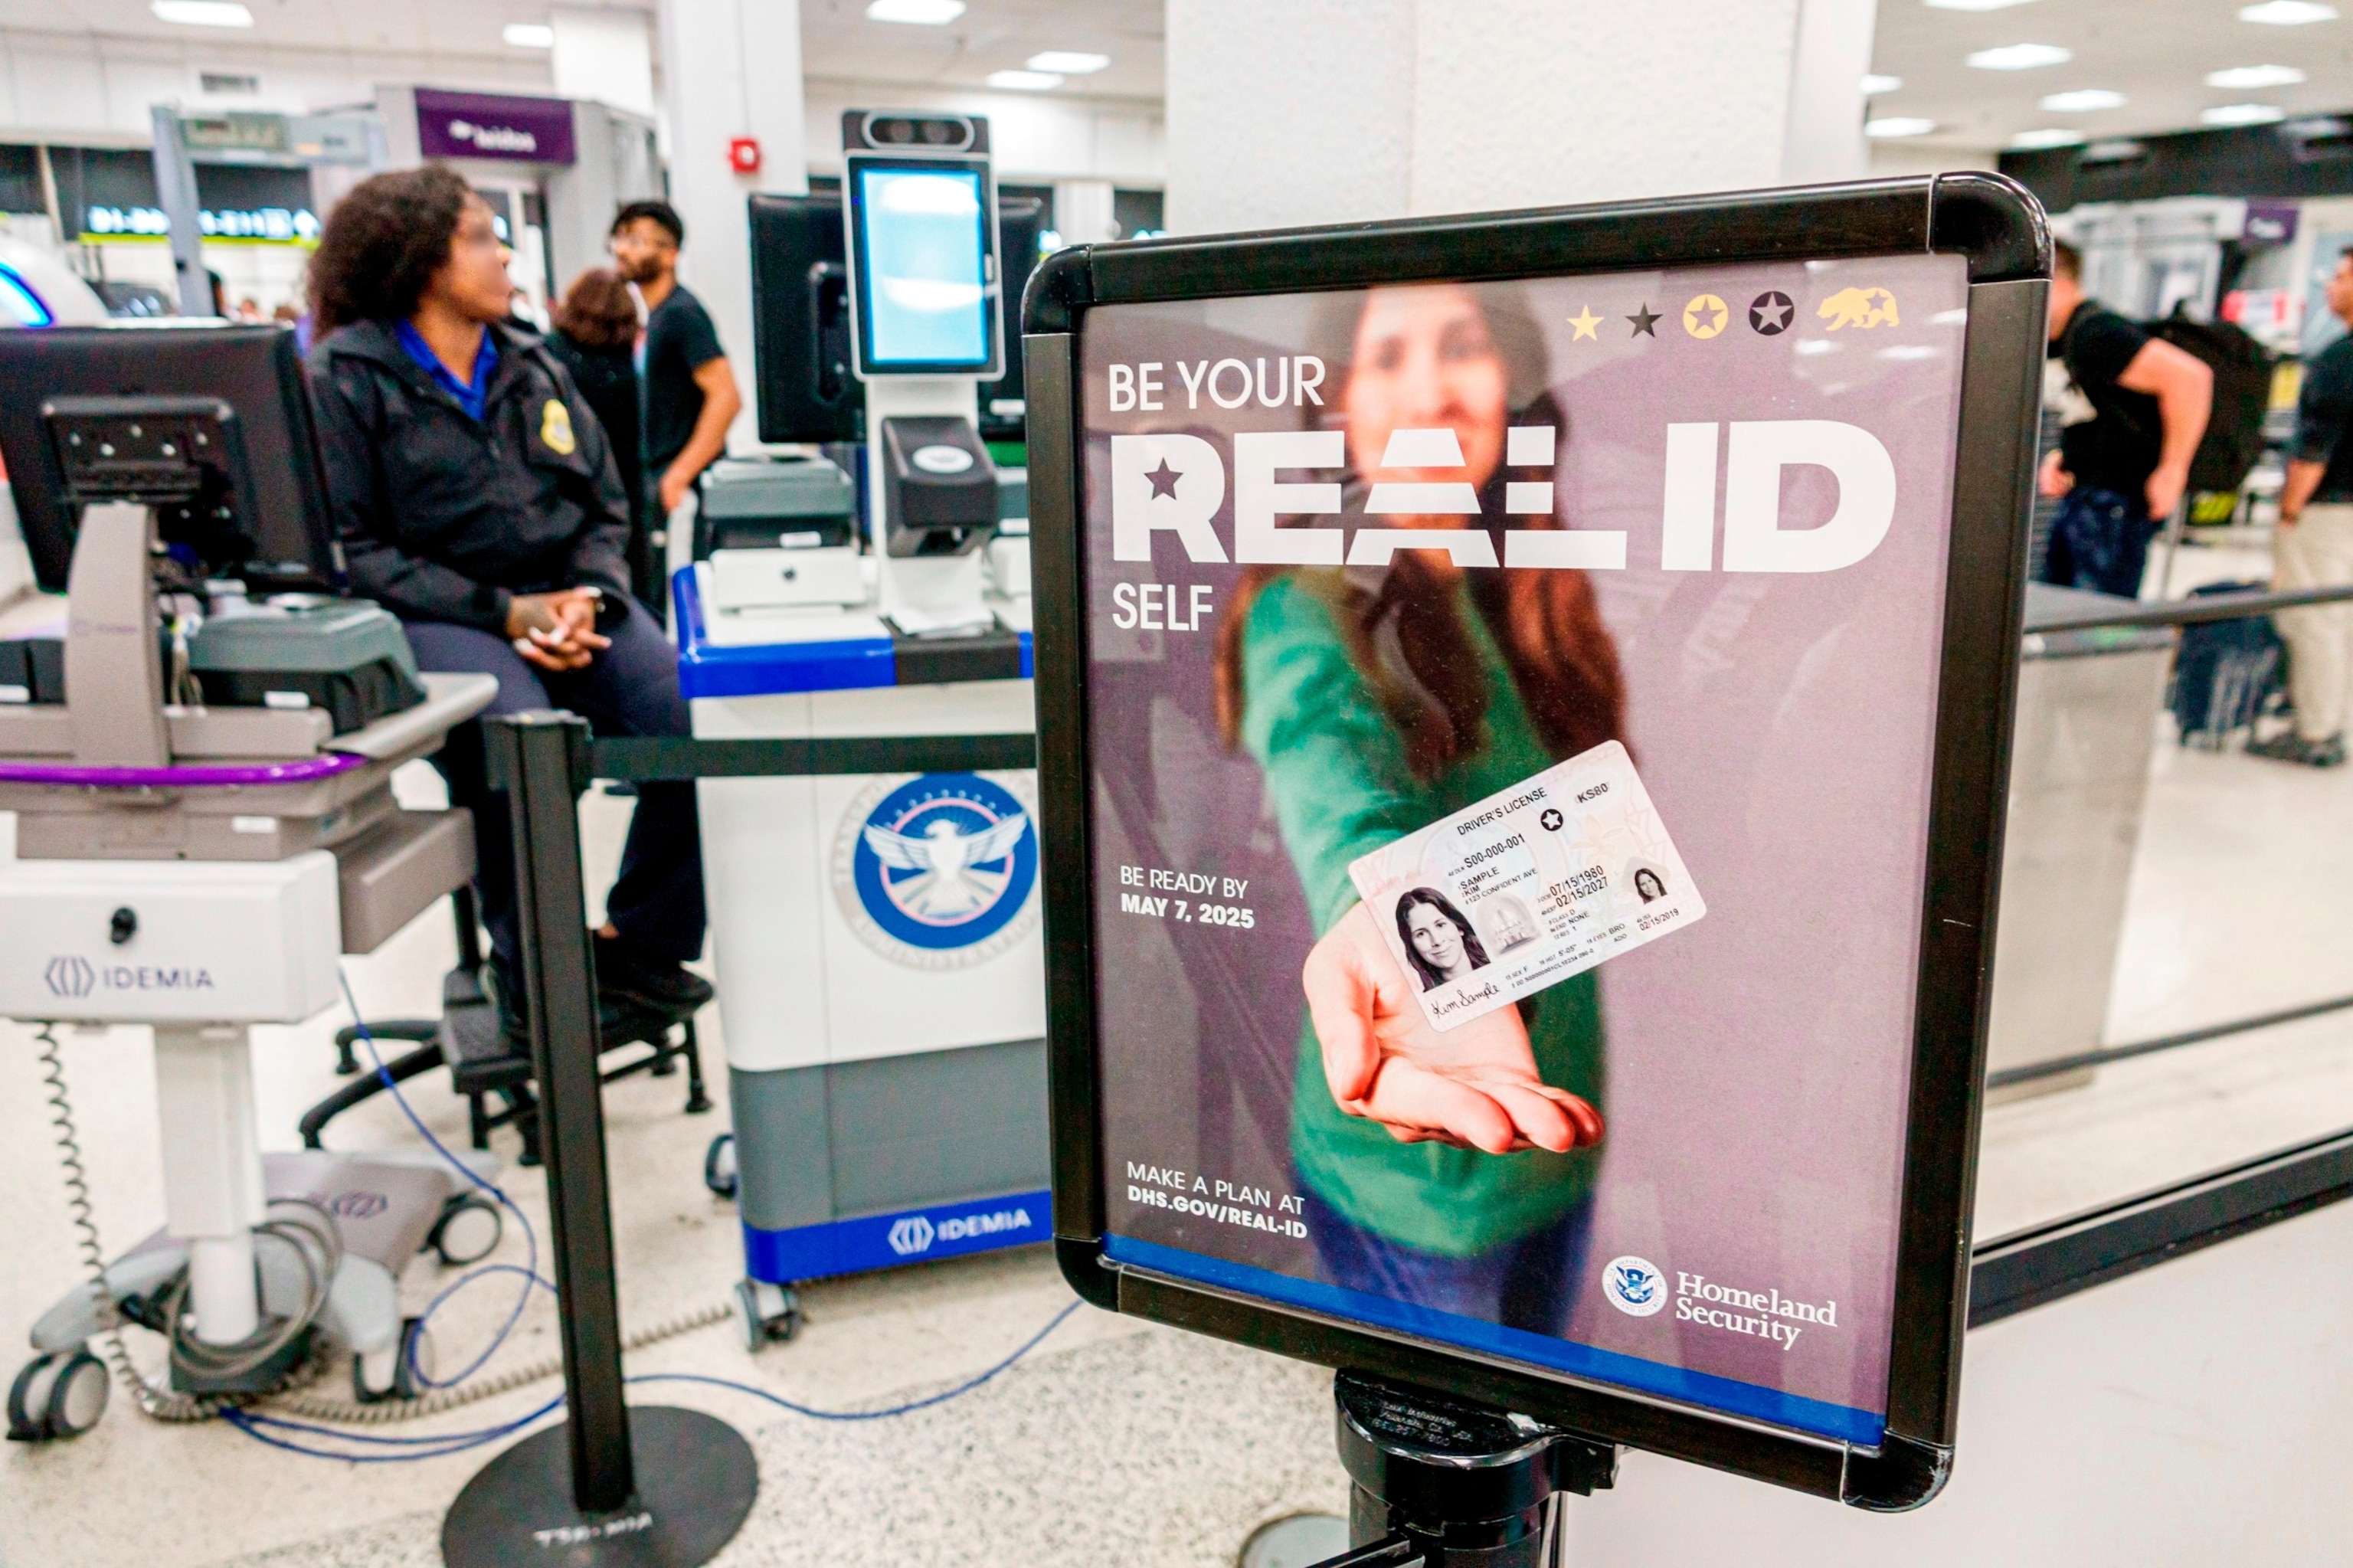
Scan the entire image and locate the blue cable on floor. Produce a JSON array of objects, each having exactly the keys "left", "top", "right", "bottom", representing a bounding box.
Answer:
[
  {"left": 335, "top": 971, "right": 554, "bottom": 1391},
  {"left": 214, "top": 976, "right": 1081, "bottom": 1464}
]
